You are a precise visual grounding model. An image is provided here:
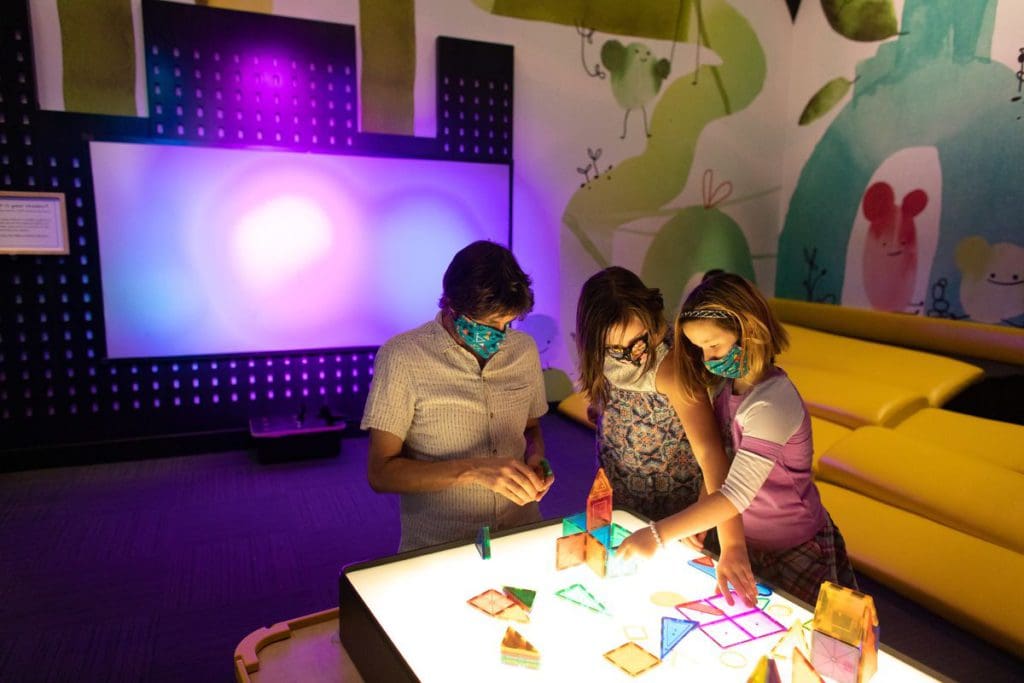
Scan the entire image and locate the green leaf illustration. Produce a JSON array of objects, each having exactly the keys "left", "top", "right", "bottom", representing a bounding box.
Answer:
[
  {"left": 821, "top": 0, "right": 898, "bottom": 41},
  {"left": 798, "top": 77, "right": 853, "bottom": 126}
]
